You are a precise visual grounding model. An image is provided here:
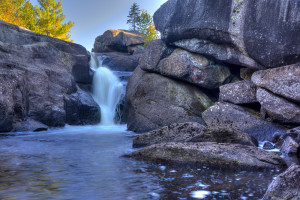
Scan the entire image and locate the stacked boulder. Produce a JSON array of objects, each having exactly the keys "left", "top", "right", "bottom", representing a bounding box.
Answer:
[
  {"left": 0, "top": 20, "right": 100, "bottom": 132},
  {"left": 92, "top": 29, "right": 145, "bottom": 72}
]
